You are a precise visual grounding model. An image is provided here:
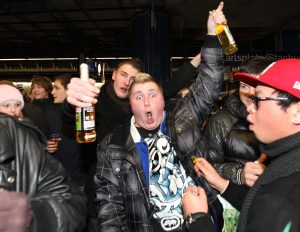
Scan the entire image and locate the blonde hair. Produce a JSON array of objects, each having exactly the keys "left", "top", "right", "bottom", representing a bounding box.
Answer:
[{"left": 128, "top": 72, "right": 163, "bottom": 97}]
